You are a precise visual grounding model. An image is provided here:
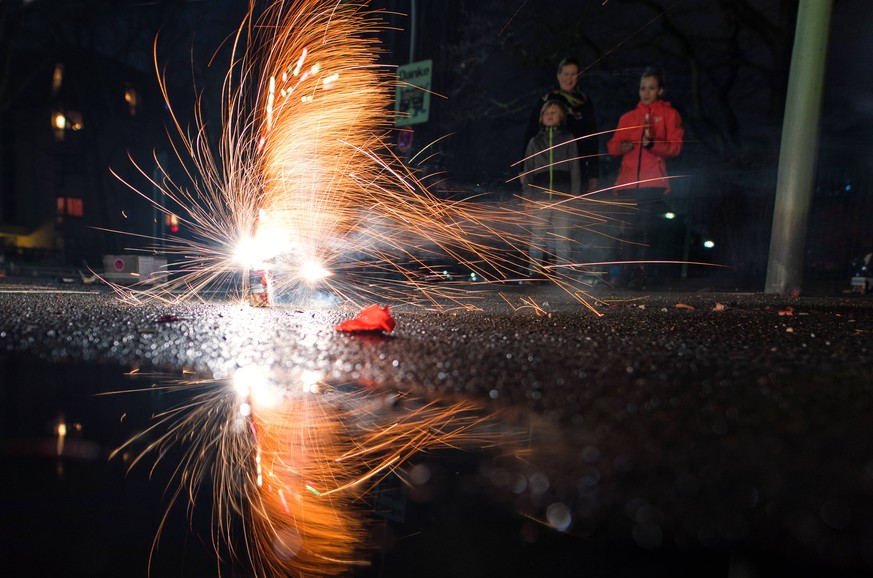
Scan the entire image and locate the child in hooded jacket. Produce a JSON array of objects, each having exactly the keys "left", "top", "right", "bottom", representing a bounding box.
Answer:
[
  {"left": 607, "top": 67, "right": 684, "bottom": 287},
  {"left": 521, "top": 99, "right": 581, "bottom": 279}
]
